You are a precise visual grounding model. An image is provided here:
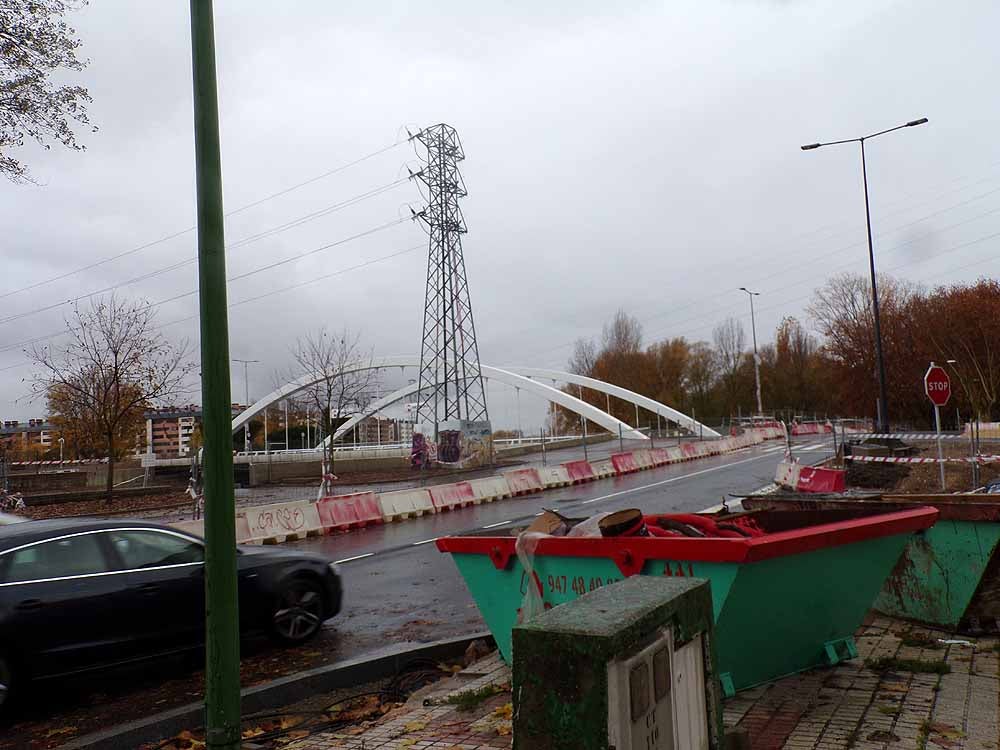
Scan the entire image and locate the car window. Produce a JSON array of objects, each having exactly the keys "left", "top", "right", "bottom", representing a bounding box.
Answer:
[
  {"left": 3, "top": 533, "right": 110, "bottom": 583},
  {"left": 108, "top": 530, "right": 204, "bottom": 569}
]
